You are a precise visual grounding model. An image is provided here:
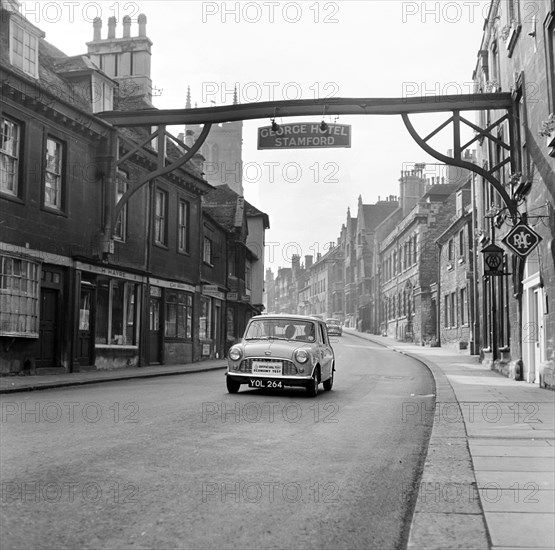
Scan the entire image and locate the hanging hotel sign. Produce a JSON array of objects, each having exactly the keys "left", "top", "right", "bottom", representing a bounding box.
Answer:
[
  {"left": 257, "top": 123, "right": 351, "bottom": 149},
  {"left": 501, "top": 222, "right": 542, "bottom": 258},
  {"left": 480, "top": 243, "right": 506, "bottom": 276}
]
